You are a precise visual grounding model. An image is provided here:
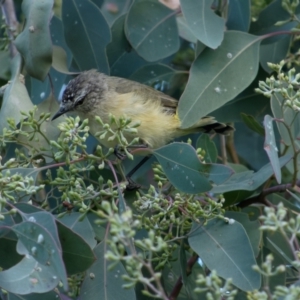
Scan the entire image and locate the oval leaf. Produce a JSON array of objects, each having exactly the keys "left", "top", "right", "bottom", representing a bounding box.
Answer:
[
  {"left": 180, "top": 0, "right": 225, "bottom": 49},
  {"left": 188, "top": 219, "right": 261, "bottom": 291},
  {"left": 125, "top": 0, "right": 179, "bottom": 62},
  {"left": 227, "top": 0, "right": 250, "bottom": 32},
  {"left": 14, "top": 0, "right": 53, "bottom": 81},
  {"left": 0, "top": 54, "right": 34, "bottom": 133},
  {"left": 80, "top": 241, "right": 136, "bottom": 300},
  {"left": 0, "top": 254, "right": 60, "bottom": 295},
  {"left": 178, "top": 31, "right": 261, "bottom": 129},
  {"left": 13, "top": 221, "right": 68, "bottom": 291},
  {"left": 263, "top": 115, "right": 281, "bottom": 183},
  {"left": 62, "top": 0, "right": 111, "bottom": 73},
  {"left": 153, "top": 142, "right": 233, "bottom": 194}
]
